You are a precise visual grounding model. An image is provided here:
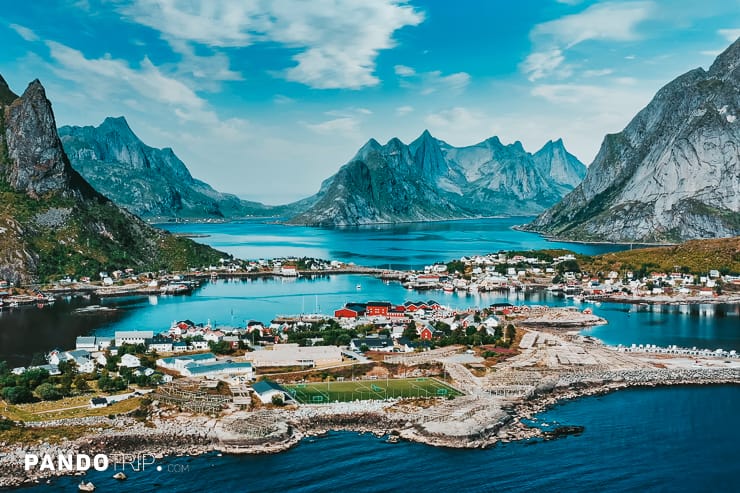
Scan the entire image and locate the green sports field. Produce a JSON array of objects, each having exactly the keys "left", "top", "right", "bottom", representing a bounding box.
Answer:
[{"left": 284, "top": 377, "right": 463, "bottom": 404}]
